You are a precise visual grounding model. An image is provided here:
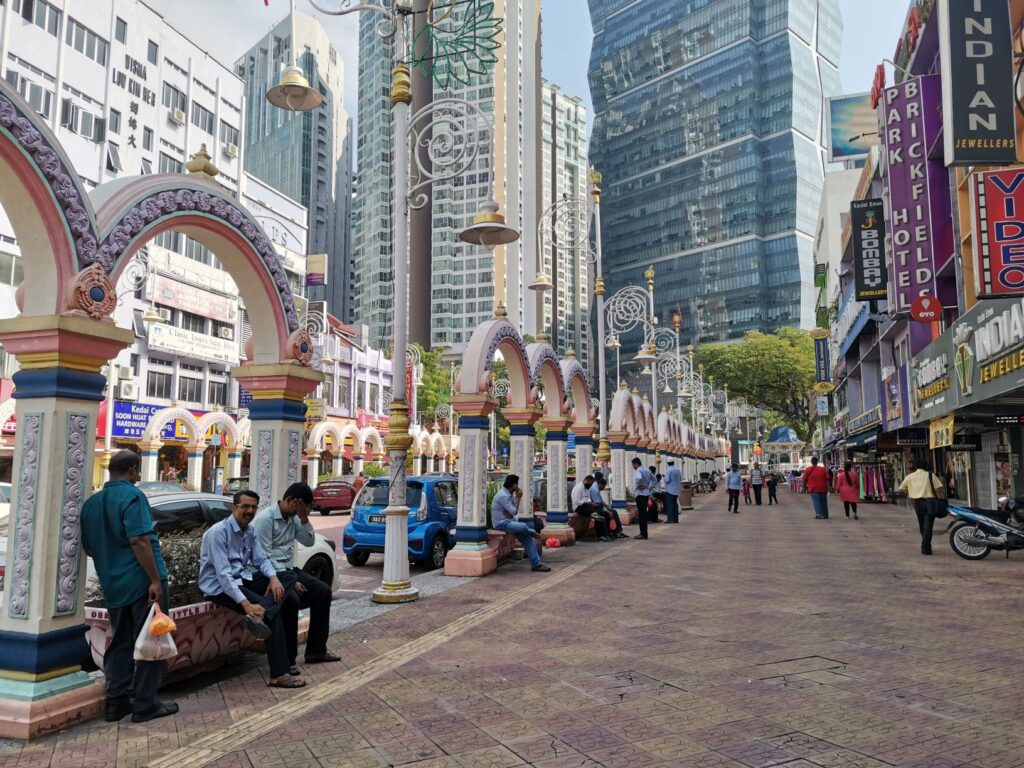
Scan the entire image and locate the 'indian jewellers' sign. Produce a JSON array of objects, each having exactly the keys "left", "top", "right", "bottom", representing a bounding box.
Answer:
[
  {"left": 971, "top": 168, "right": 1024, "bottom": 297},
  {"left": 882, "top": 75, "right": 947, "bottom": 313},
  {"left": 851, "top": 199, "right": 888, "bottom": 300},
  {"left": 939, "top": 0, "right": 1017, "bottom": 165}
]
